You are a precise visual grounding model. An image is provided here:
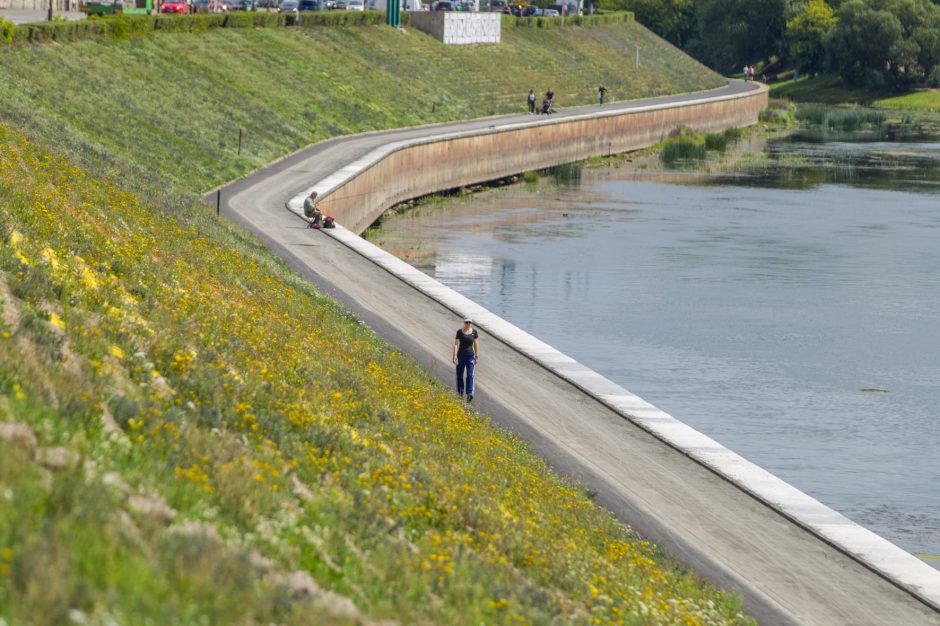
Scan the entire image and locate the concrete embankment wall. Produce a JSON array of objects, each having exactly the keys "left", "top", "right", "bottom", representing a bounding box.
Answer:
[{"left": 315, "top": 85, "right": 768, "bottom": 235}]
